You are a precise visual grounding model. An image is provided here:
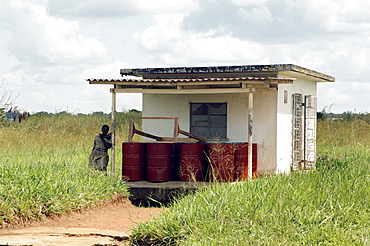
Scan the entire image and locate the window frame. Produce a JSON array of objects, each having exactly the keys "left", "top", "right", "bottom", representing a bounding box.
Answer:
[{"left": 189, "top": 102, "right": 228, "bottom": 141}]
